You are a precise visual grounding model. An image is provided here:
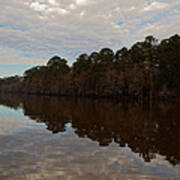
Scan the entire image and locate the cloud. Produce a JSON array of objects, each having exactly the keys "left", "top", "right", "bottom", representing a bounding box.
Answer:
[
  {"left": 30, "top": 1, "right": 48, "bottom": 11},
  {"left": 0, "top": 0, "right": 179, "bottom": 75},
  {"left": 46, "top": 7, "right": 69, "bottom": 15},
  {"left": 0, "top": 46, "right": 45, "bottom": 65},
  {"left": 48, "top": 0, "right": 58, "bottom": 5},
  {"left": 76, "top": 0, "right": 90, "bottom": 6},
  {"left": 0, "top": 119, "right": 180, "bottom": 179},
  {"left": 143, "top": 2, "right": 168, "bottom": 12}
]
